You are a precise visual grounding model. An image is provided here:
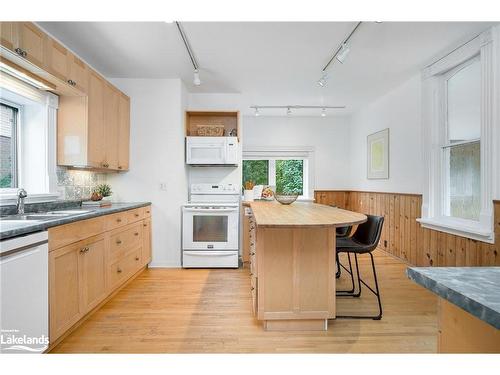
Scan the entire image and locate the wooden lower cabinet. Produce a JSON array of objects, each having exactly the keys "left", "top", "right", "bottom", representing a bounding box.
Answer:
[
  {"left": 142, "top": 218, "right": 152, "bottom": 265},
  {"left": 48, "top": 206, "right": 152, "bottom": 345}
]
